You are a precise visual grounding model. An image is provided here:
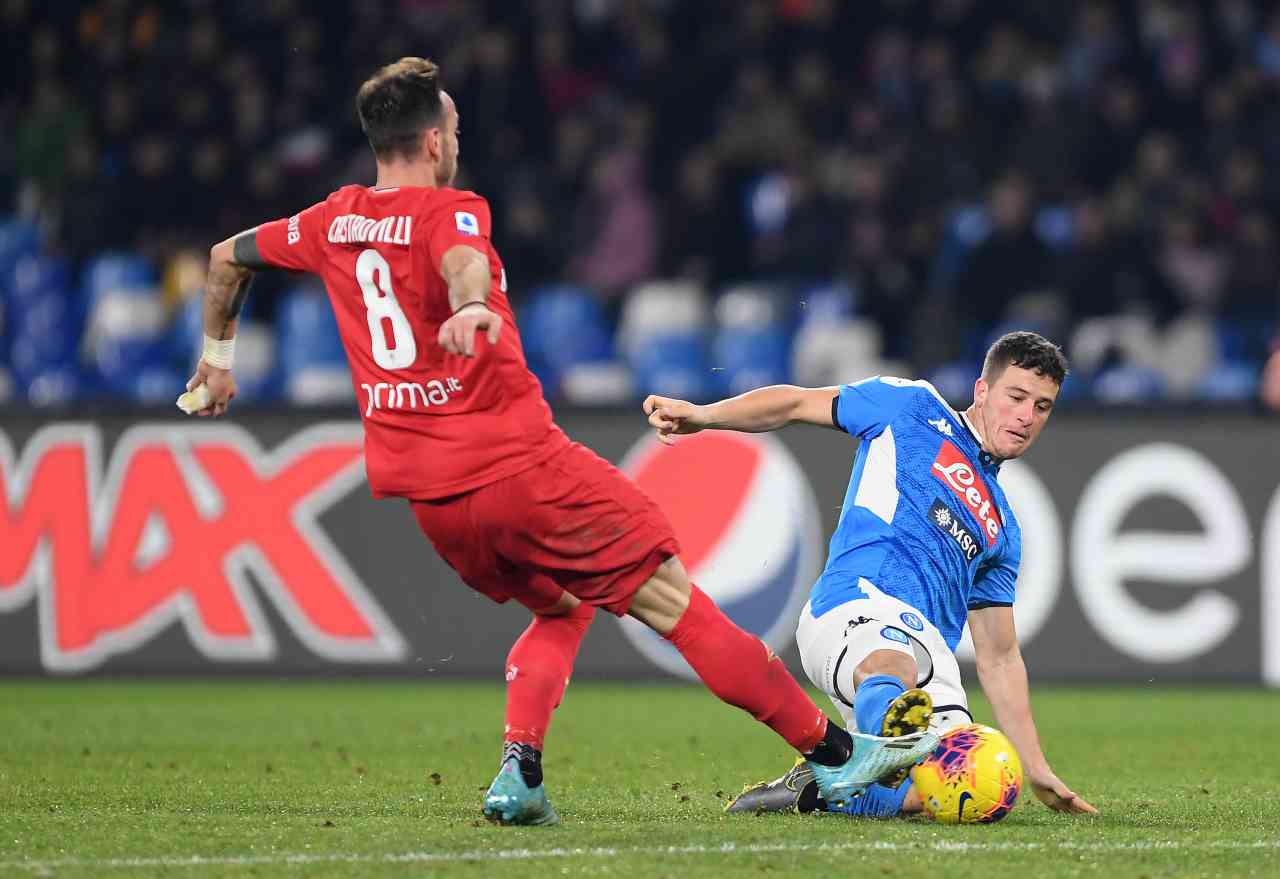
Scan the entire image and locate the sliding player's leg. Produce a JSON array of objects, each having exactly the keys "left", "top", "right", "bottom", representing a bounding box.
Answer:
[
  {"left": 626, "top": 560, "right": 937, "bottom": 806},
  {"left": 727, "top": 584, "right": 938, "bottom": 814},
  {"left": 828, "top": 637, "right": 970, "bottom": 819}
]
